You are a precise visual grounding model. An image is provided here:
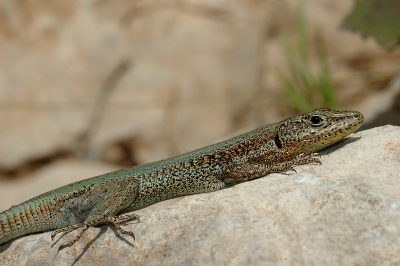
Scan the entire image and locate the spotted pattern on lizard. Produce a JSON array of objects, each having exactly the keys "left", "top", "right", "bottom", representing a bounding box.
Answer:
[{"left": 0, "top": 107, "right": 363, "bottom": 251}]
